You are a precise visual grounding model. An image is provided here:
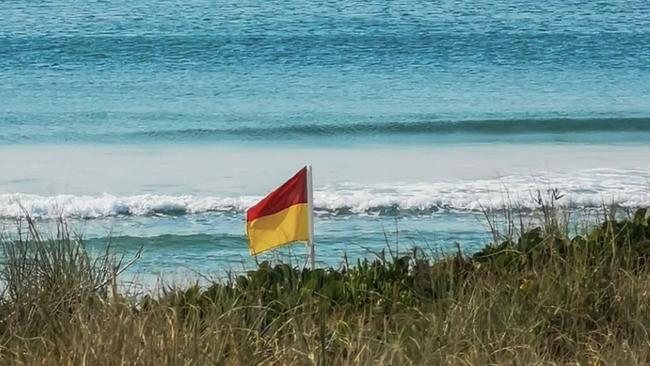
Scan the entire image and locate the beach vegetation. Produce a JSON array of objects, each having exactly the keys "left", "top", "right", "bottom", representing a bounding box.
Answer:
[{"left": 1, "top": 204, "right": 650, "bottom": 364}]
